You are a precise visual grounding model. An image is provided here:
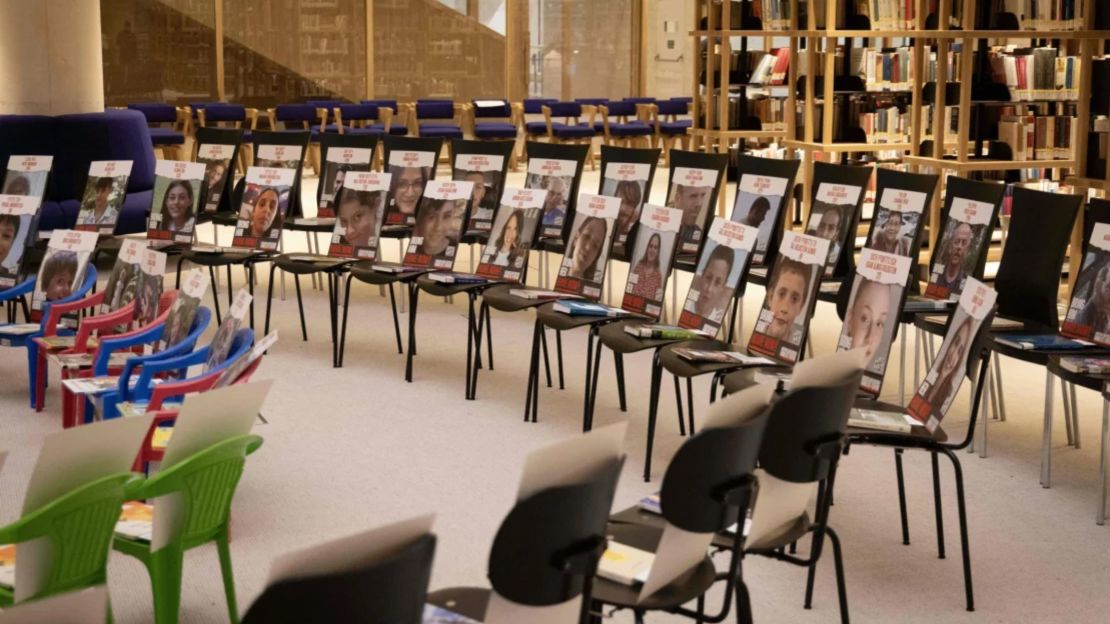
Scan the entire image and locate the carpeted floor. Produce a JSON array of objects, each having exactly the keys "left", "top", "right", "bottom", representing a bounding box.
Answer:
[{"left": 1, "top": 167, "right": 1108, "bottom": 623}]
